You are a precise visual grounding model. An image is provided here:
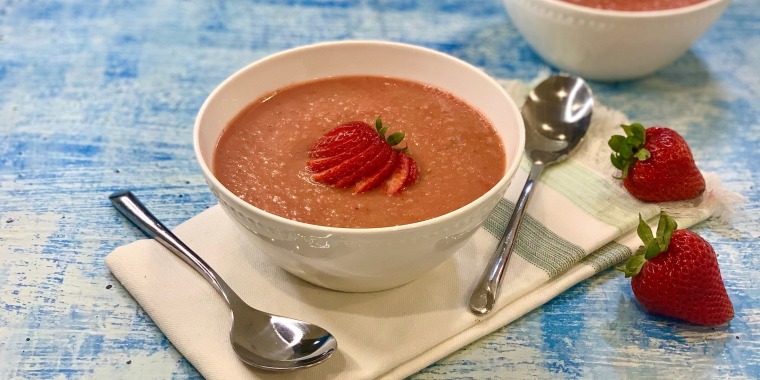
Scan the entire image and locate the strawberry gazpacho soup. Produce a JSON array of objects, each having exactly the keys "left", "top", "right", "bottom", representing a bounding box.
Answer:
[
  {"left": 560, "top": 0, "right": 706, "bottom": 11},
  {"left": 213, "top": 76, "right": 506, "bottom": 228}
]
